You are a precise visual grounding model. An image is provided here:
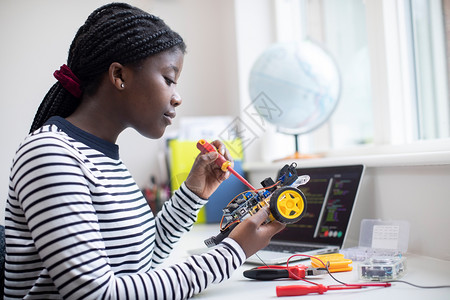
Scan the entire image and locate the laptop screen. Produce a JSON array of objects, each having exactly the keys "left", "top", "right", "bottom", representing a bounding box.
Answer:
[{"left": 272, "top": 164, "right": 364, "bottom": 248}]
